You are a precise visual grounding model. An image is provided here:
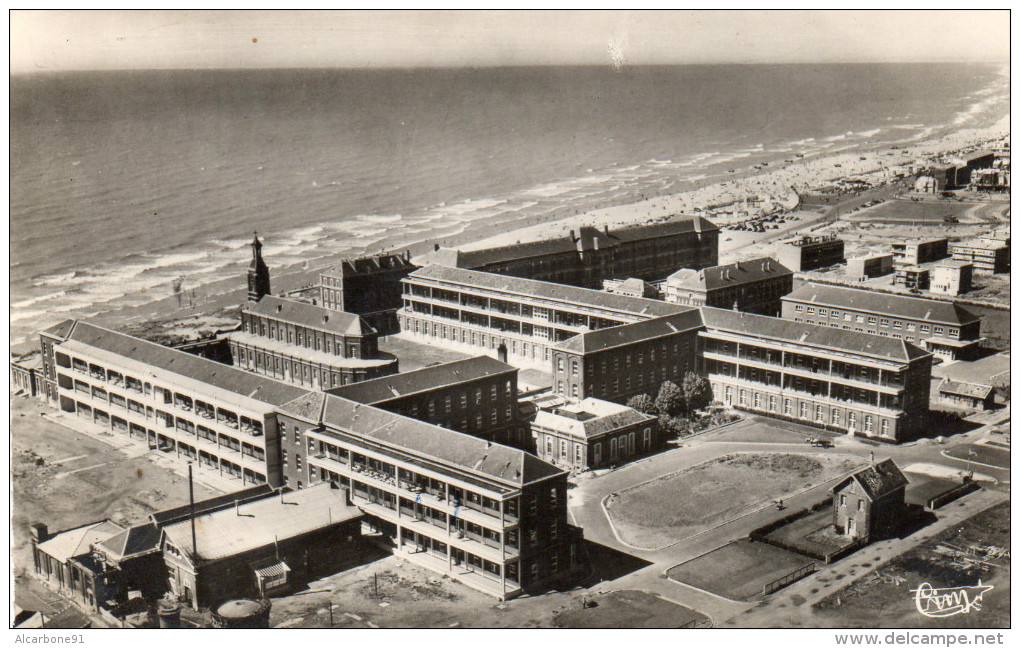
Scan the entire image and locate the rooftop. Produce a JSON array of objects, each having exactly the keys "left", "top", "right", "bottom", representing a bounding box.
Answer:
[
  {"left": 666, "top": 257, "right": 791, "bottom": 291},
  {"left": 280, "top": 391, "right": 565, "bottom": 488},
  {"left": 533, "top": 398, "right": 654, "bottom": 440},
  {"left": 701, "top": 307, "right": 930, "bottom": 363},
  {"left": 553, "top": 310, "right": 704, "bottom": 354},
  {"left": 321, "top": 252, "right": 415, "bottom": 277},
  {"left": 783, "top": 283, "right": 980, "bottom": 326},
  {"left": 42, "top": 320, "right": 309, "bottom": 408},
  {"left": 244, "top": 295, "right": 373, "bottom": 337},
  {"left": 97, "top": 522, "right": 161, "bottom": 561},
  {"left": 407, "top": 265, "right": 686, "bottom": 319},
  {"left": 938, "top": 379, "right": 994, "bottom": 400},
  {"left": 327, "top": 356, "right": 515, "bottom": 404},
  {"left": 834, "top": 459, "right": 909, "bottom": 501},
  {"left": 37, "top": 520, "right": 124, "bottom": 564},
  {"left": 161, "top": 484, "right": 362, "bottom": 562}
]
